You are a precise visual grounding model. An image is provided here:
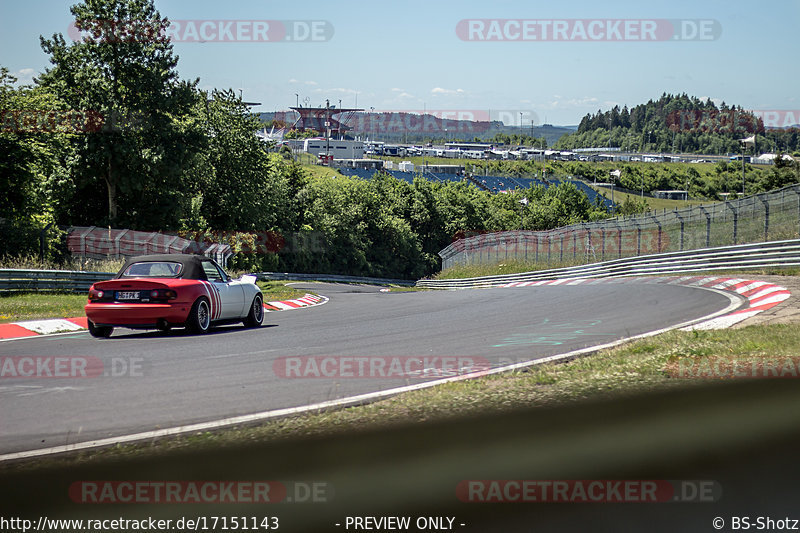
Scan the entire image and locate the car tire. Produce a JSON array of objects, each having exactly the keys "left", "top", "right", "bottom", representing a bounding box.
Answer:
[
  {"left": 88, "top": 320, "right": 113, "bottom": 338},
  {"left": 243, "top": 294, "right": 264, "bottom": 328},
  {"left": 186, "top": 297, "right": 211, "bottom": 334}
]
